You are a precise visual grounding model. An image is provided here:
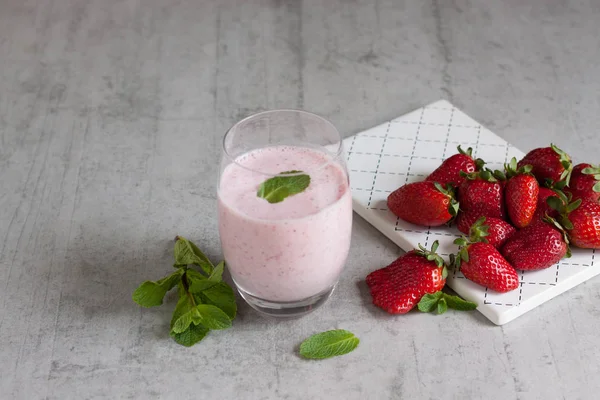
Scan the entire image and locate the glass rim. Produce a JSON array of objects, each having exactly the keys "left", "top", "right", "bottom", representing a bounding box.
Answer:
[{"left": 222, "top": 109, "right": 344, "bottom": 177}]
